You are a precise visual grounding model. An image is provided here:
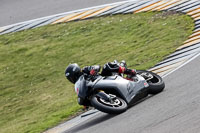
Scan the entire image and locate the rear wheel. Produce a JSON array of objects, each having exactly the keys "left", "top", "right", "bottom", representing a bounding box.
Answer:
[
  {"left": 91, "top": 94, "right": 127, "bottom": 114},
  {"left": 137, "top": 70, "right": 165, "bottom": 94}
]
